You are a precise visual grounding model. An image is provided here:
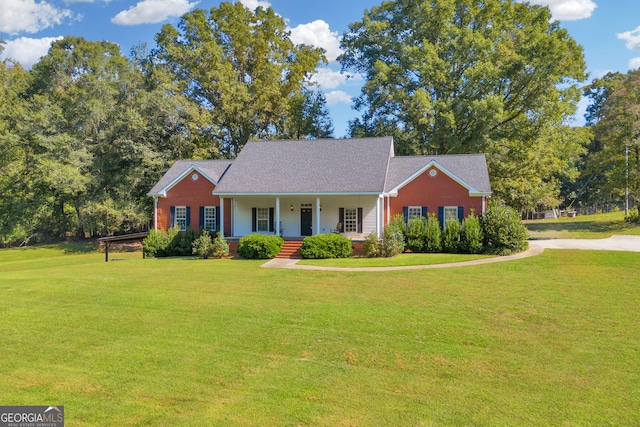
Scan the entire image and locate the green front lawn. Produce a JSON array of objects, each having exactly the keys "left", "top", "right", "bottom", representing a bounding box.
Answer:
[
  {"left": 1, "top": 244, "right": 639, "bottom": 426},
  {"left": 526, "top": 211, "right": 640, "bottom": 238}
]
